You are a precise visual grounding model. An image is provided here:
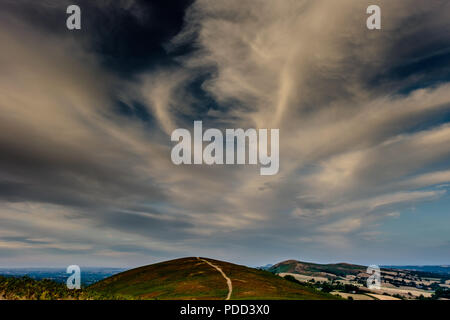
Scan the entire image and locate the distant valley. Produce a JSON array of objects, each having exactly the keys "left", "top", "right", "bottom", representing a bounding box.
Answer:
[{"left": 0, "top": 267, "right": 126, "bottom": 286}]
